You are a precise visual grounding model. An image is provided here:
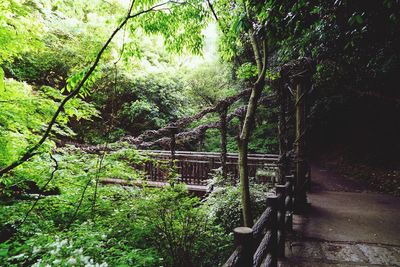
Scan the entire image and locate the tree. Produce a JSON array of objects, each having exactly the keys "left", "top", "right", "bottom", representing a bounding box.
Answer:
[
  {"left": 212, "top": 0, "right": 274, "bottom": 226},
  {"left": 0, "top": 0, "right": 210, "bottom": 176}
]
